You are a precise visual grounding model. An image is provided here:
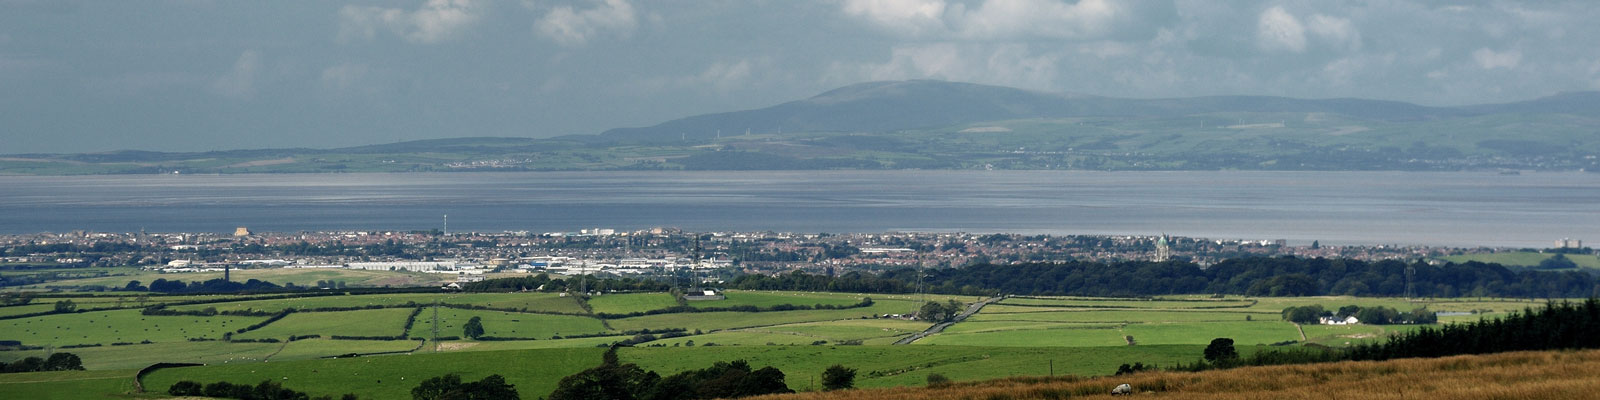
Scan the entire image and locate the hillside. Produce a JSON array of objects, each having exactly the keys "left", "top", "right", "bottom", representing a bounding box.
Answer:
[
  {"left": 750, "top": 349, "right": 1600, "bottom": 400},
  {"left": 5, "top": 80, "right": 1599, "bottom": 174}
]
